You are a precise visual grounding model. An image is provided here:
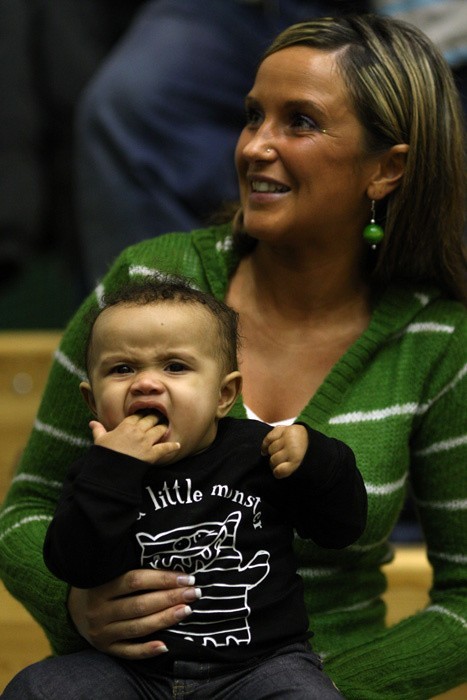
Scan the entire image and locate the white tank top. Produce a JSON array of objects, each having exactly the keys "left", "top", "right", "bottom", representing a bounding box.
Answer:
[{"left": 244, "top": 405, "right": 297, "bottom": 427}]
